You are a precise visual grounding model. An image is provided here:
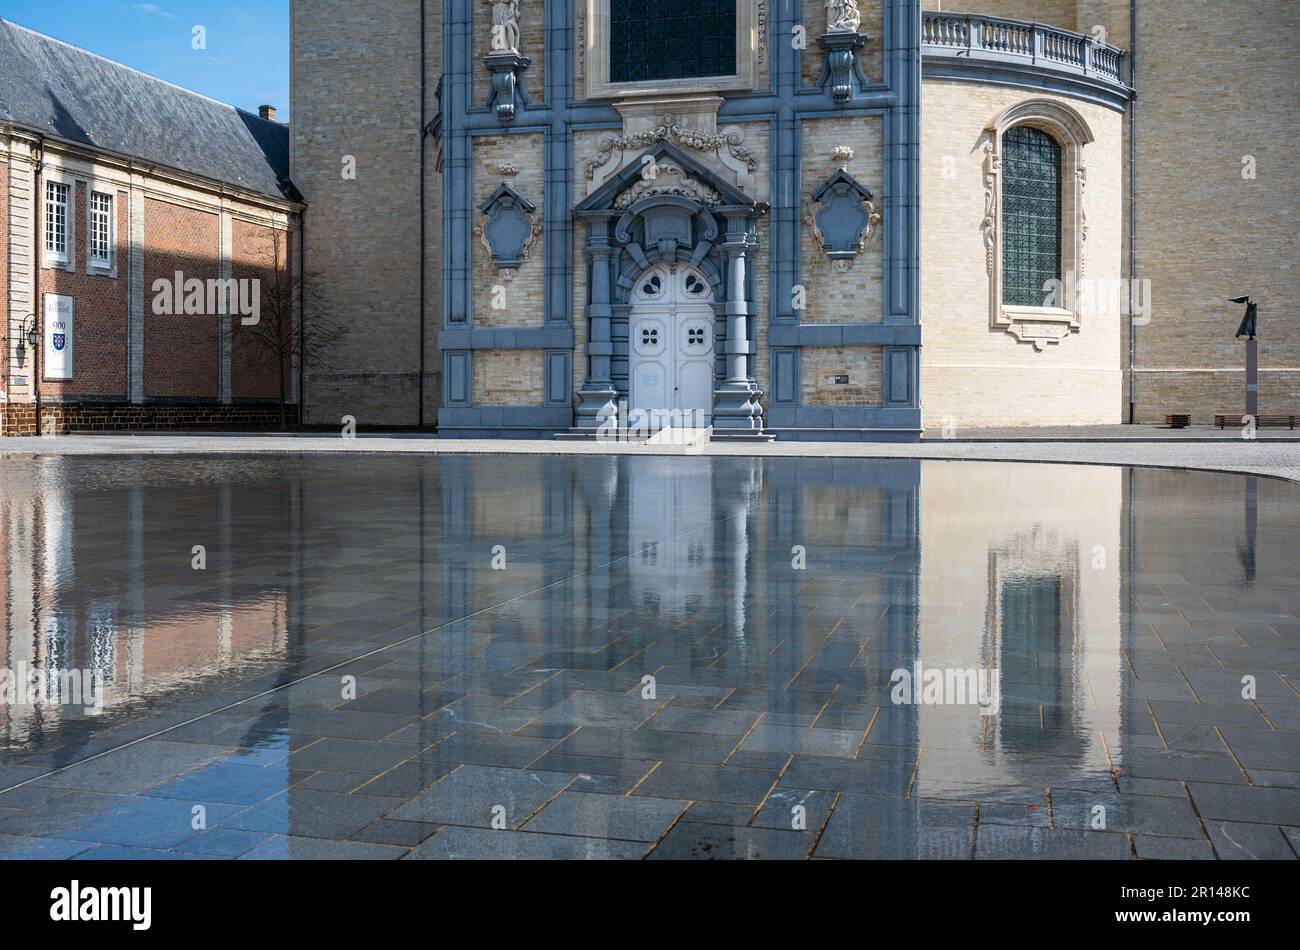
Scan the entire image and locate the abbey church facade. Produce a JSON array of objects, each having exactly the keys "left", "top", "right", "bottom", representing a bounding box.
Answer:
[{"left": 288, "top": 0, "right": 1295, "bottom": 439}]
